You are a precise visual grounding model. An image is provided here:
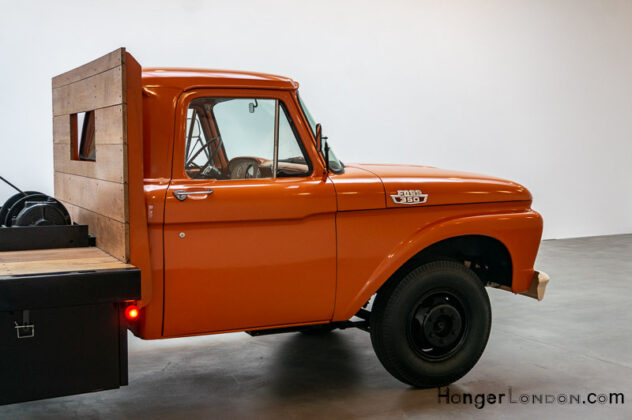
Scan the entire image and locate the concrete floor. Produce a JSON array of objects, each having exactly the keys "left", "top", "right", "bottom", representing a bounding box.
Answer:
[{"left": 2, "top": 235, "right": 631, "bottom": 419}]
